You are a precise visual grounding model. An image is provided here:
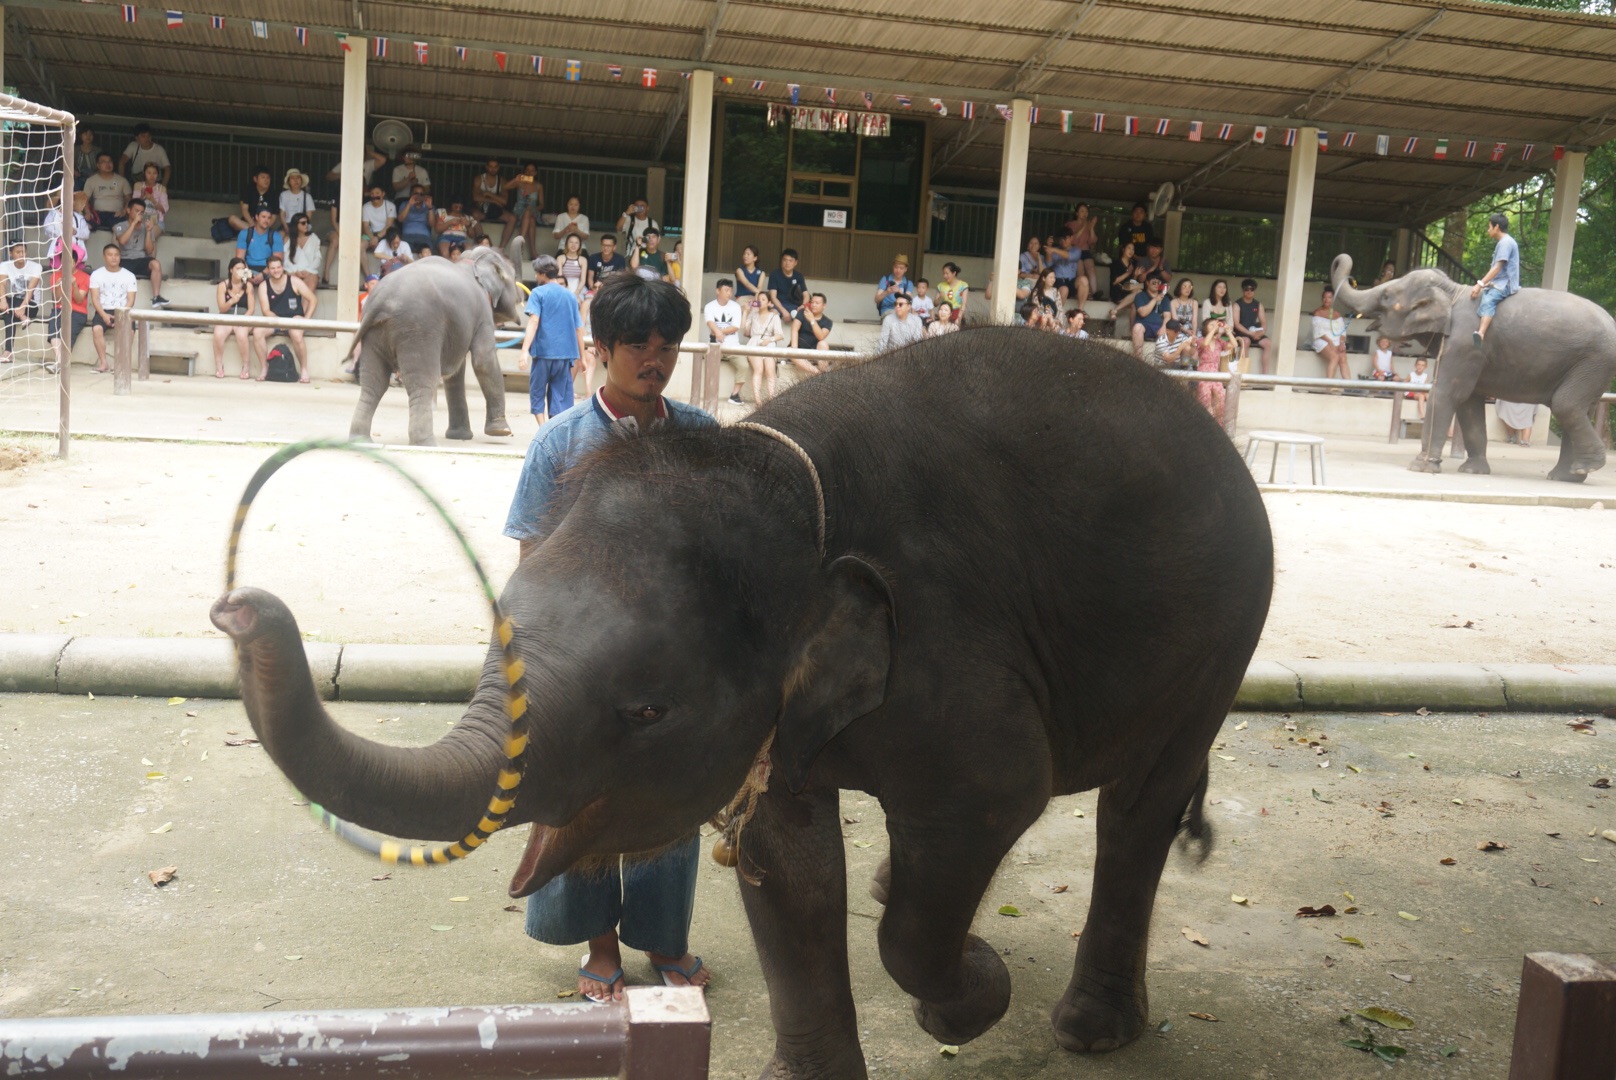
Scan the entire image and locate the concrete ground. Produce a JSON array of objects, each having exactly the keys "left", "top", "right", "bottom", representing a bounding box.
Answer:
[{"left": 3, "top": 693, "right": 1614, "bottom": 1077}]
